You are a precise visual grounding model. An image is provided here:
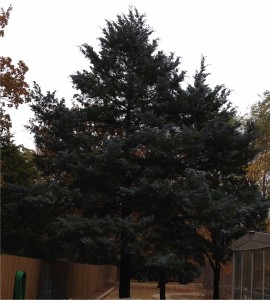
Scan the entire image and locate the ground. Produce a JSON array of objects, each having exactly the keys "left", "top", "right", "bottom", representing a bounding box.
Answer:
[
  {"left": 102, "top": 281, "right": 206, "bottom": 299},
  {"left": 91, "top": 262, "right": 233, "bottom": 299}
]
